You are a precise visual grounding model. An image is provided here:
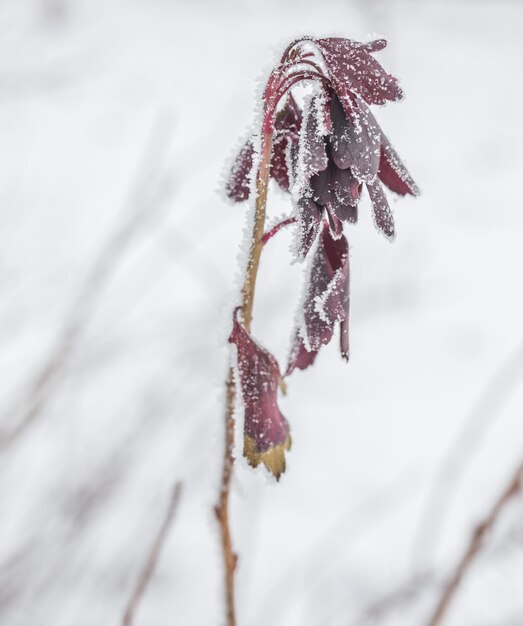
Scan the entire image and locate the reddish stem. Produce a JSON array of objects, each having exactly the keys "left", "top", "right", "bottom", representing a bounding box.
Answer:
[
  {"left": 261, "top": 217, "right": 297, "bottom": 245},
  {"left": 263, "top": 70, "right": 329, "bottom": 133}
]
